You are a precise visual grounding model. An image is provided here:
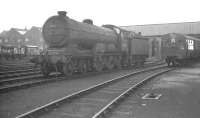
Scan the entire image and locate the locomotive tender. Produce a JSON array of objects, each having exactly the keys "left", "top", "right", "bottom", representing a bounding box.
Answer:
[{"left": 40, "top": 11, "right": 149, "bottom": 76}]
